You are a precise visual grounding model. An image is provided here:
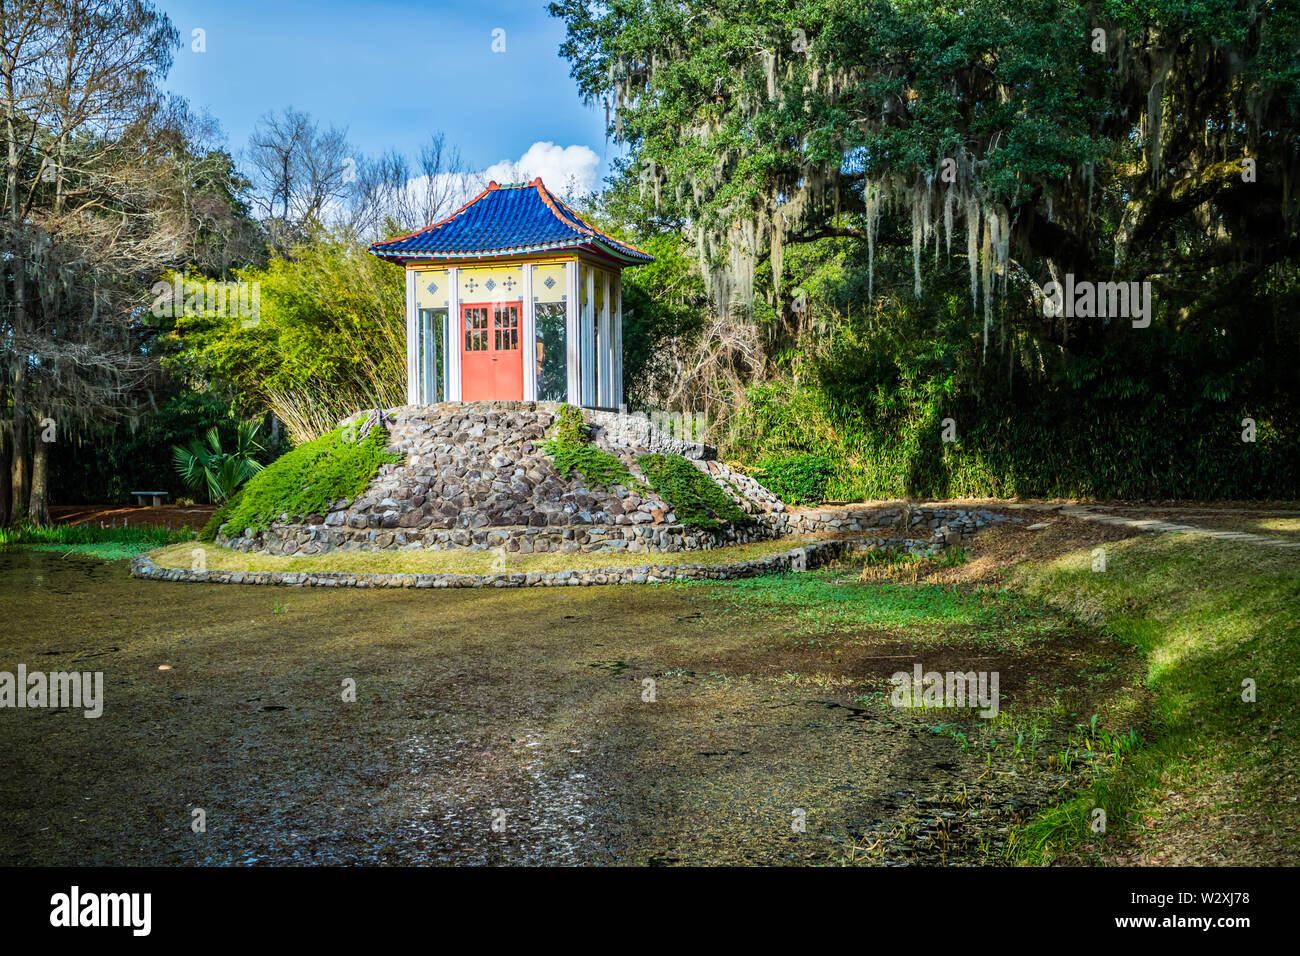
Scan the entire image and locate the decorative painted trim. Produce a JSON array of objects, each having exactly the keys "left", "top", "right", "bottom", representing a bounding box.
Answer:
[{"left": 406, "top": 253, "right": 578, "bottom": 269}]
